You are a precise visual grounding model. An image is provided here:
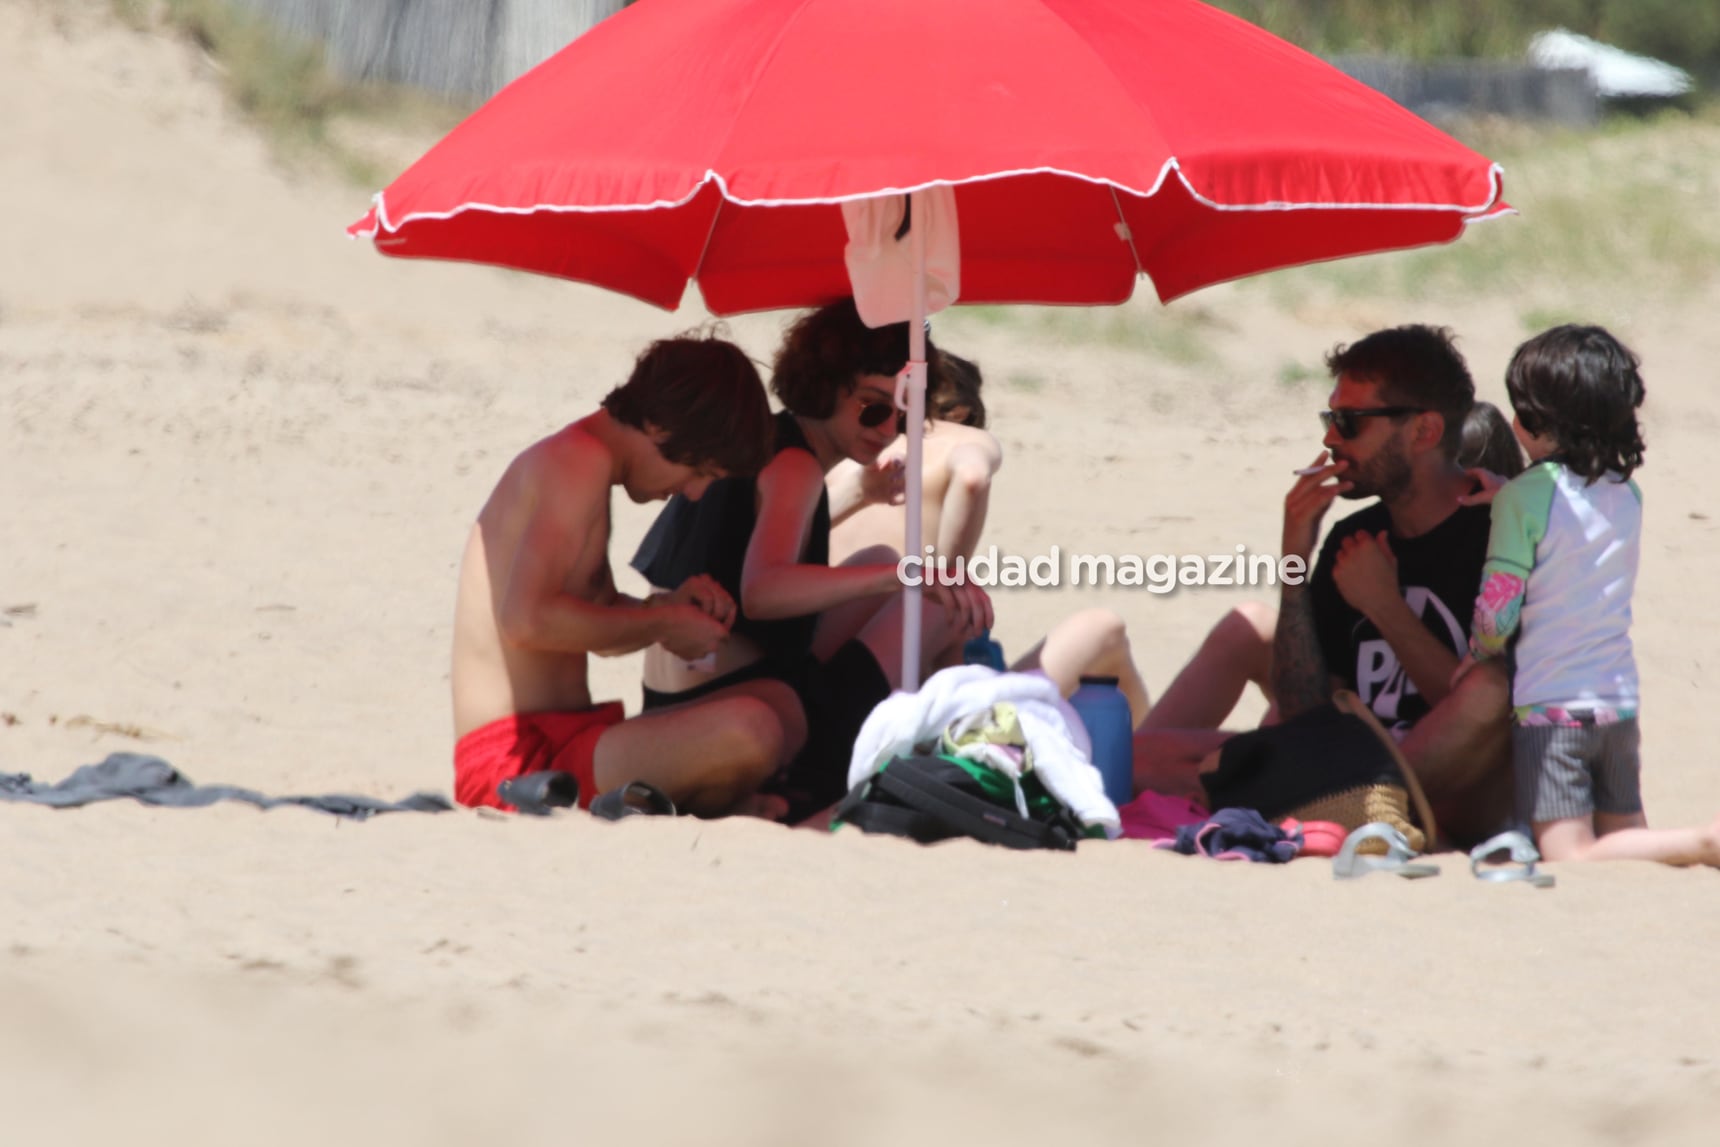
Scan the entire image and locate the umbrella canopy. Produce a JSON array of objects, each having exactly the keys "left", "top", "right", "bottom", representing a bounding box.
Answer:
[
  {"left": 350, "top": 0, "right": 1510, "bottom": 690},
  {"left": 348, "top": 0, "right": 1507, "bottom": 310}
]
